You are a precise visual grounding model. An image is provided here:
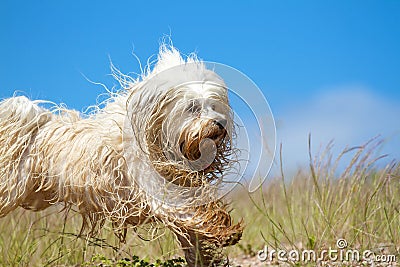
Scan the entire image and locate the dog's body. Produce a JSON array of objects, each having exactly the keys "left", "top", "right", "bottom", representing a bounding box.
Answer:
[{"left": 0, "top": 45, "right": 242, "bottom": 266}]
